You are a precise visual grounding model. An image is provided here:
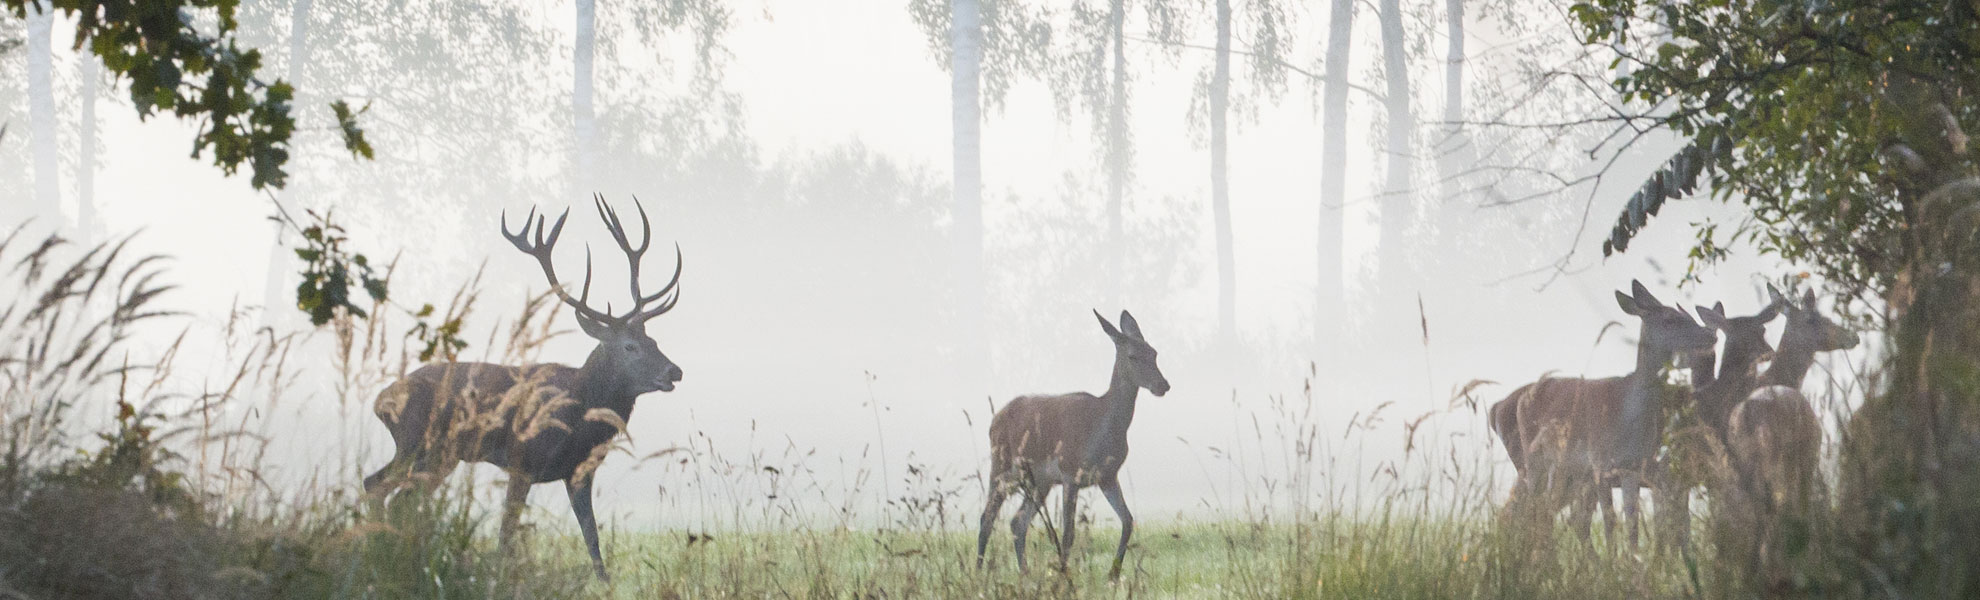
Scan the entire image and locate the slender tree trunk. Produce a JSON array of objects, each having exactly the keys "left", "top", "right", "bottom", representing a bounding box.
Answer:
[
  {"left": 264, "top": 0, "right": 314, "bottom": 325},
  {"left": 28, "top": 0, "right": 60, "bottom": 230},
  {"left": 1105, "top": 0, "right": 1129, "bottom": 306},
  {"left": 1435, "top": 0, "right": 1472, "bottom": 249},
  {"left": 77, "top": 53, "right": 99, "bottom": 246},
  {"left": 951, "top": 0, "right": 987, "bottom": 384},
  {"left": 574, "top": 0, "right": 598, "bottom": 198},
  {"left": 1316, "top": 0, "right": 1352, "bottom": 351},
  {"left": 1377, "top": 0, "right": 1414, "bottom": 298},
  {"left": 1211, "top": 0, "right": 1235, "bottom": 345}
]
